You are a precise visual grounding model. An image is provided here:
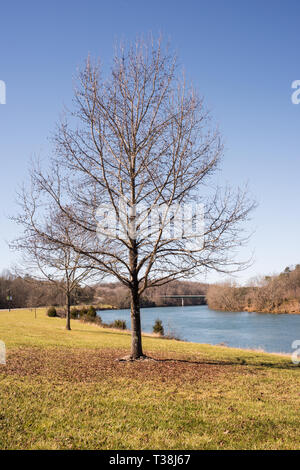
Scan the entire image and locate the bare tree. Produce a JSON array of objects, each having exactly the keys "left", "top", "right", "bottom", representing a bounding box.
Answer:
[
  {"left": 13, "top": 37, "right": 255, "bottom": 358},
  {"left": 12, "top": 208, "right": 95, "bottom": 330}
]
